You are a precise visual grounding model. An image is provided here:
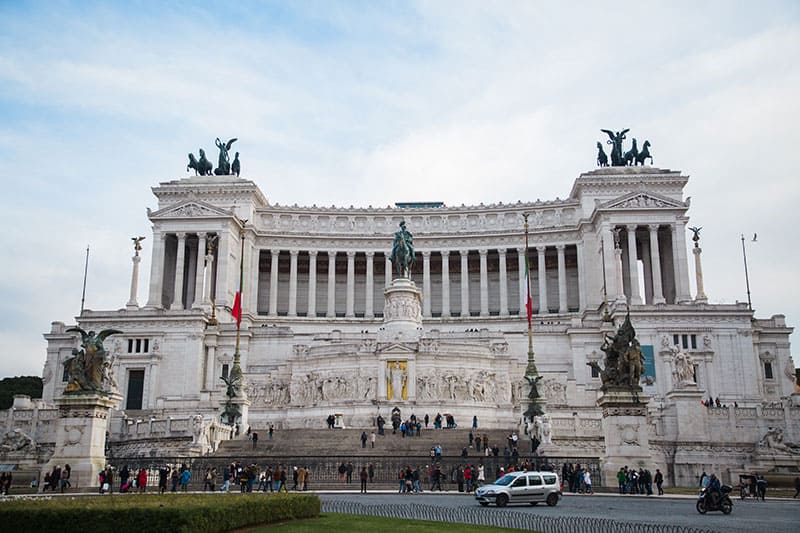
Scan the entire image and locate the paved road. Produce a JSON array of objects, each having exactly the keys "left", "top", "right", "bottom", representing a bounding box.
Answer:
[{"left": 319, "top": 491, "right": 799, "bottom": 533}]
